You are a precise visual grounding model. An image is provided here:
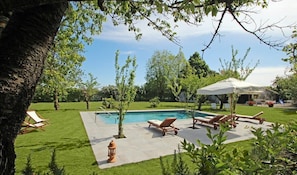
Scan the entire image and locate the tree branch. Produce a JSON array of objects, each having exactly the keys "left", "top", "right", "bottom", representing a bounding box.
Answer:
[
  {"left": 201, "top": 7, "right": 227, "bottom": 53},
  {"left": 129, "top": 1, "right": 181, "bottom": 45},
  {"left": 228, "top": 8, "right": 288, "bottom": 49}
]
